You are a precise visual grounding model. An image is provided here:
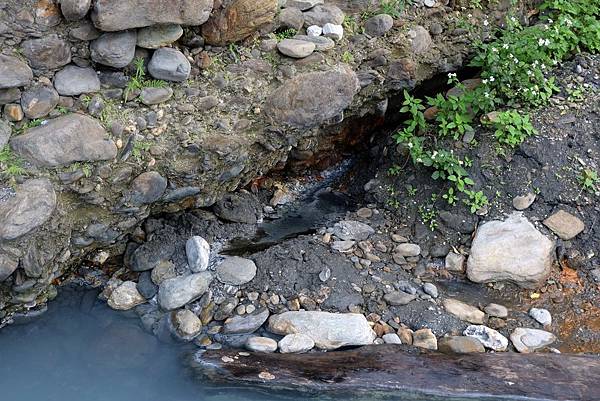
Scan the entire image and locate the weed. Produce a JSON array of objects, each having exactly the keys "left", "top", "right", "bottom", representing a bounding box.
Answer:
[
  {"left": 578, "top": 168, "right": 599, "bottom": 193},
  {"left": 341, "top": 51, "right": 354, "bottom": 63},
  {"left": 0, "top": 146, "right": 25, "bottom": 178},
  {"left": 124, "top": 57, "right": 167, "bottom": 101},
  {"left": 419, "top": 205, "right": 438, "bottom": 231},
  {"left": 132, "top": 140, "right": 152, "bottom": 161},
  {"left": 489, "top": 110, "right": 537, "bottom": 148},
  {"left": 274, "top": 28, "right": 297, "bottom": 42}
]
